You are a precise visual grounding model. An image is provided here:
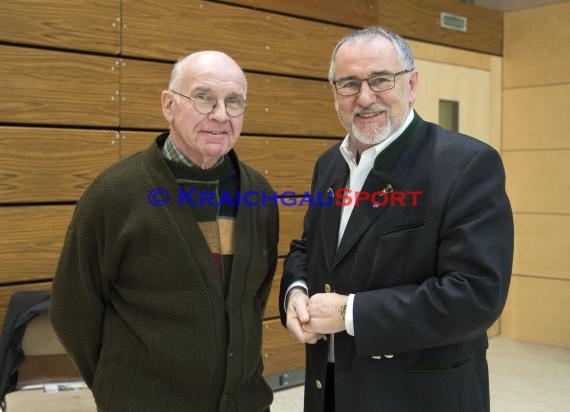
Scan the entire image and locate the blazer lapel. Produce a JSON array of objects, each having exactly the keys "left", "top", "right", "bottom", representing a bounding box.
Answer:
[
  {"left": 331, "top": 112, "right": 425, "bottom": 269},
  {"left": 333, "top": 171, "right": 401, "bottom": 269},
  {"left": 320, "top": 174, "right": 348, "bottom": 271}
]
